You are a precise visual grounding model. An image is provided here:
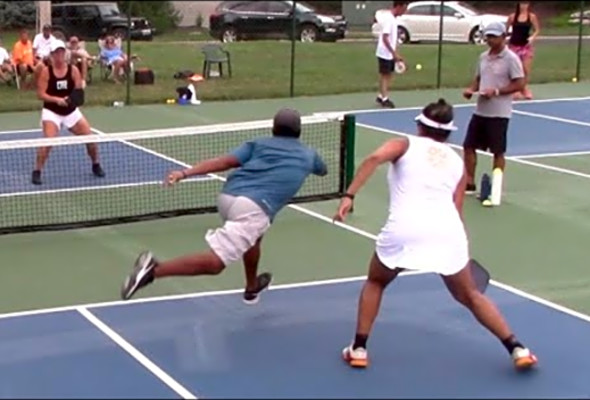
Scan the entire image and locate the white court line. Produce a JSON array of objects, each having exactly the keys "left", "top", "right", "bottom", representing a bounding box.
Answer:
[
  {"left": 0, "top": 272, "right": 430, "bottom": 321},
  {"left": 357, "top": 123, "right": 590, "bottom": 181},
  {"left": 0, "top": 177, "right": 213, "bottom": 198},
  {"left": 77, "top": 307, "right": 197, "bottom": 399},
  {"left": 513, "top": 109, "right": 590, "bottom": 128},
  {"left": 0, "top": 128, "right": 40, "bottom": 136},
  {"left": 516, "top": 150, "right": 590, "bottom": 159},
  {"left": 314, "top": 95, "right": 590, "bottom": 118}
]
